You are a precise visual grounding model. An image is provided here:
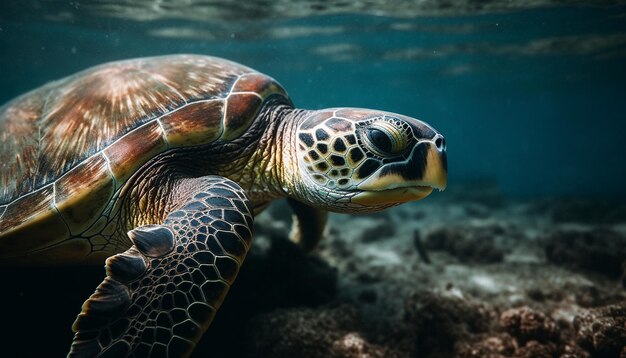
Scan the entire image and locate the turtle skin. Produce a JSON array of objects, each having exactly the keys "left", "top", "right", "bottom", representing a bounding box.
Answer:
[{"left": 70, "top": 176, "right": 253, "bottom": 357}]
